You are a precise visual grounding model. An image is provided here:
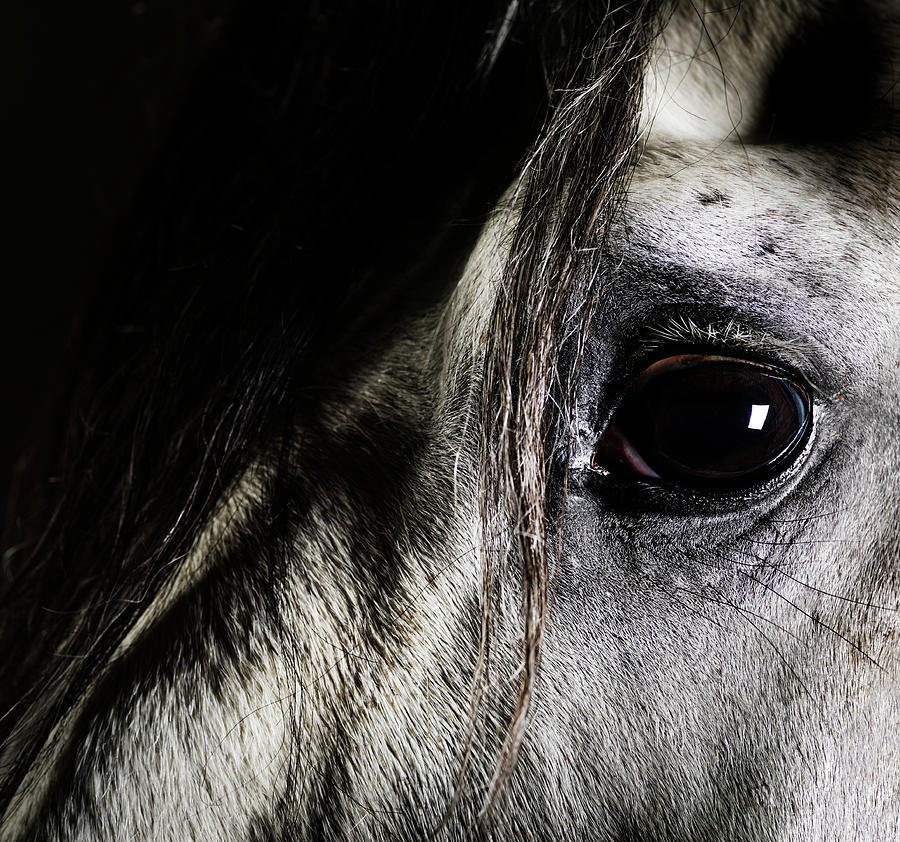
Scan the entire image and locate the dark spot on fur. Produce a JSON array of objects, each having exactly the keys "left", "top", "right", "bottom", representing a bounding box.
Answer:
[
  {"left": 758, "top": 241, "right": 777, "bottom": 256},
  {"left": 697, "top": 190, "right": 731, "bottom": 207},
  {"left": 769, "top": 157, "right": 801, "bottom": 178}
]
